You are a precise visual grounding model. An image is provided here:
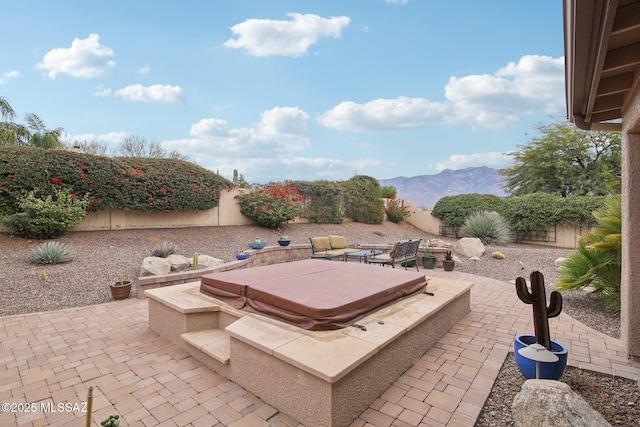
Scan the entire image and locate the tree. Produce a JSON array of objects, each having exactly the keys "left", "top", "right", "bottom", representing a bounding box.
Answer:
[
  {"left": 500, "top": 120, "right": 621, "bottom": 197},
  {"left": 0, "top": 97, "right": 64, "bottom": 148},
  {"left": 116, "top": 135, "right": 192, "bottom": 161}
]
